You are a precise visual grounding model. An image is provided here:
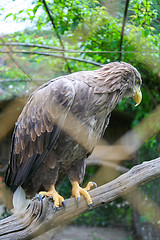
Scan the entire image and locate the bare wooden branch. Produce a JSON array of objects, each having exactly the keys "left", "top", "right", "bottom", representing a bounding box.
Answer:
[
  {"left": 119, "top": 0, "right": 130, "bottom": 61},
  {"left": 1, "top": 42, "right": 159, "bottom": 53},
  {"left": 0, "top": 79, "right": 46, "bottom": 83},
  {"left": 42, "top": 0, "right": 71, "bottom": 73},
  {"left": 0, "top": 50, "right": 102, "bottom": 66},
  {"left": 0, "top": 42, "right": 65, "bottom": 52},
  {"left": 0, "top": 37, "right": 32, "bottom": 80},
  {"left": 87, "top": 157, "right": 128, "bottom": 173},
  {"left": 0, "top": 157, "right": 160, "bottom": 239}
]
